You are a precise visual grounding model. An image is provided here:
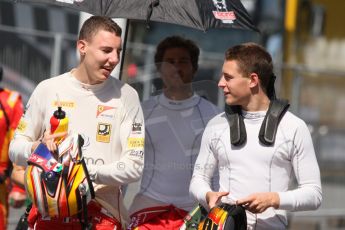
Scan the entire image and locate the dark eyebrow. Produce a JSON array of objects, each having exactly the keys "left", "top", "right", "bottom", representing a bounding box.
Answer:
[
  {"left": 223, "top": 73, "right": 233, "bottom": 78},
  {"left": 100, "top": 46, "right": 122, "bottom": 52}
]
